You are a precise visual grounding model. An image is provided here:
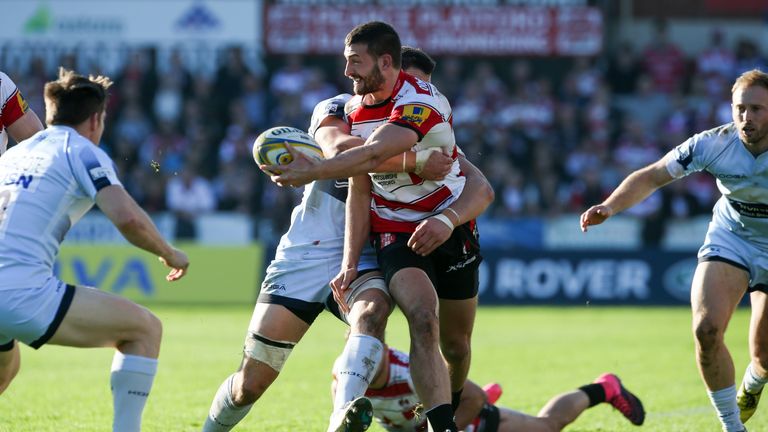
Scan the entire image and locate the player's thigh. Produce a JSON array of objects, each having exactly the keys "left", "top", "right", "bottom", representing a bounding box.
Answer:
[
  {"left": 498, "top": 407, "right": 555, "bottom": 432},
  {"left": 389, "top": 267, "right": 440, "bottom": 320},
  {"left": 238, "top": 303, "right": 312, "bottom": 387},
  {"left": 690, "top": 260, "right": 748, "bottom": 329},
  {"left": 48, "top": 285, "right": 159, "bottom": 349},
  {"left": 373, "top": 233, "right": 439, "bottom": 317},
  {"left": 0, "top": 341, "right": 20, "bottom": 383},
  {"left": 247, "top": 302, "right": 312, "bottom": 342}
]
